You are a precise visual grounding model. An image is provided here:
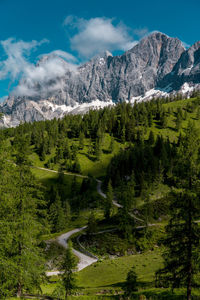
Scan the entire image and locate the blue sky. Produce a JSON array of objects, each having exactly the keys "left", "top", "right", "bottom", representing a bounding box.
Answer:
[{"left": 0, "top": 0, "right": 199, "bottom": 100}]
